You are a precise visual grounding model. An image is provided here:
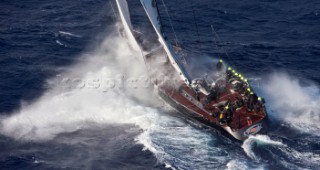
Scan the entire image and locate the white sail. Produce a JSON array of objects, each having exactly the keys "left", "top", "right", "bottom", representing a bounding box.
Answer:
[
  {"left": 140, "top": 0, "right": 192, "bottom": 85},
  {"left": 115, "top": 0, "right": 140, "bottom": 51}
]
